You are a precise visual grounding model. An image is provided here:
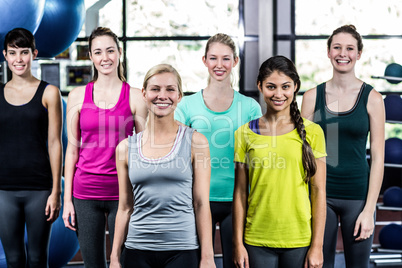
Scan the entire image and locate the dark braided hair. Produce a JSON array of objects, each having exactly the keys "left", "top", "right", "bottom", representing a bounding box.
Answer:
[{"left": 257, "top": 56, "right": 317, "bottom": 183}]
